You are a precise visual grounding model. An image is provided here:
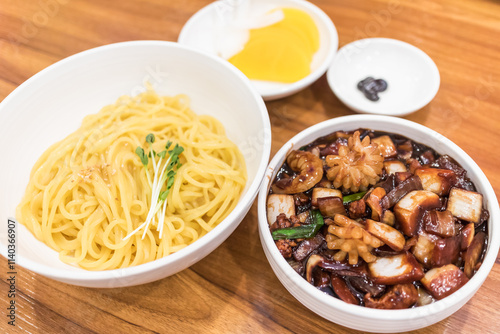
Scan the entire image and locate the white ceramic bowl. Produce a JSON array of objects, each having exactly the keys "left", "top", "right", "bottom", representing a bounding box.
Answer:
[
  {"left": 327, "top": 38, "right": 440, "bottom": 116},
  {"left": 178, "top": 0, "right": 338, "bottom": 100},
  {"left": 257, "top": 115, "right": 499, "bottom": 333},
  {"left": 0, "top": 41, "right": 271, "bottom": 288}
]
